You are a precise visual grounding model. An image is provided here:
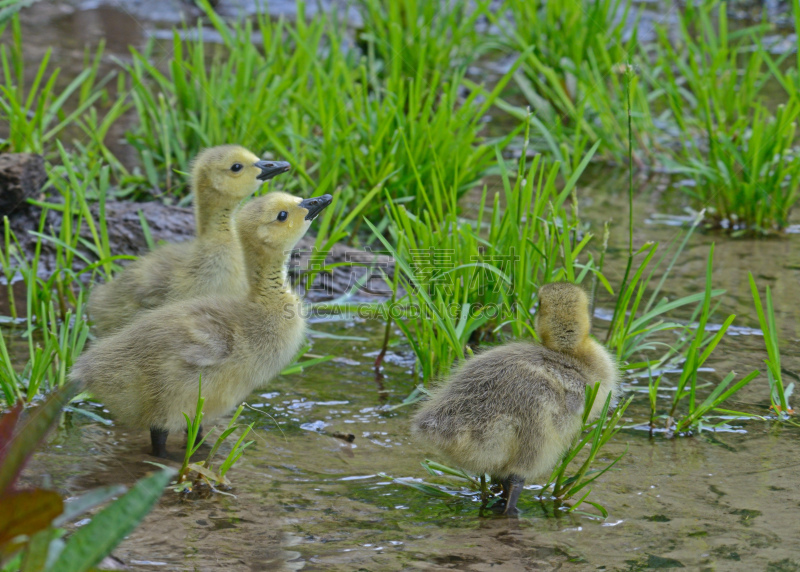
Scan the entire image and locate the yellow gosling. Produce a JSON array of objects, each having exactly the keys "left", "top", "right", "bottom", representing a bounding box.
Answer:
[
  {"left": 72, "top": 192, "right": 332, "bottom": 457},
  {"left": 87, "top": 145, "right": 289, "bottom": 336},
  {"left": 411, "top": 282, "right": 620, "bottom": 516}
]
